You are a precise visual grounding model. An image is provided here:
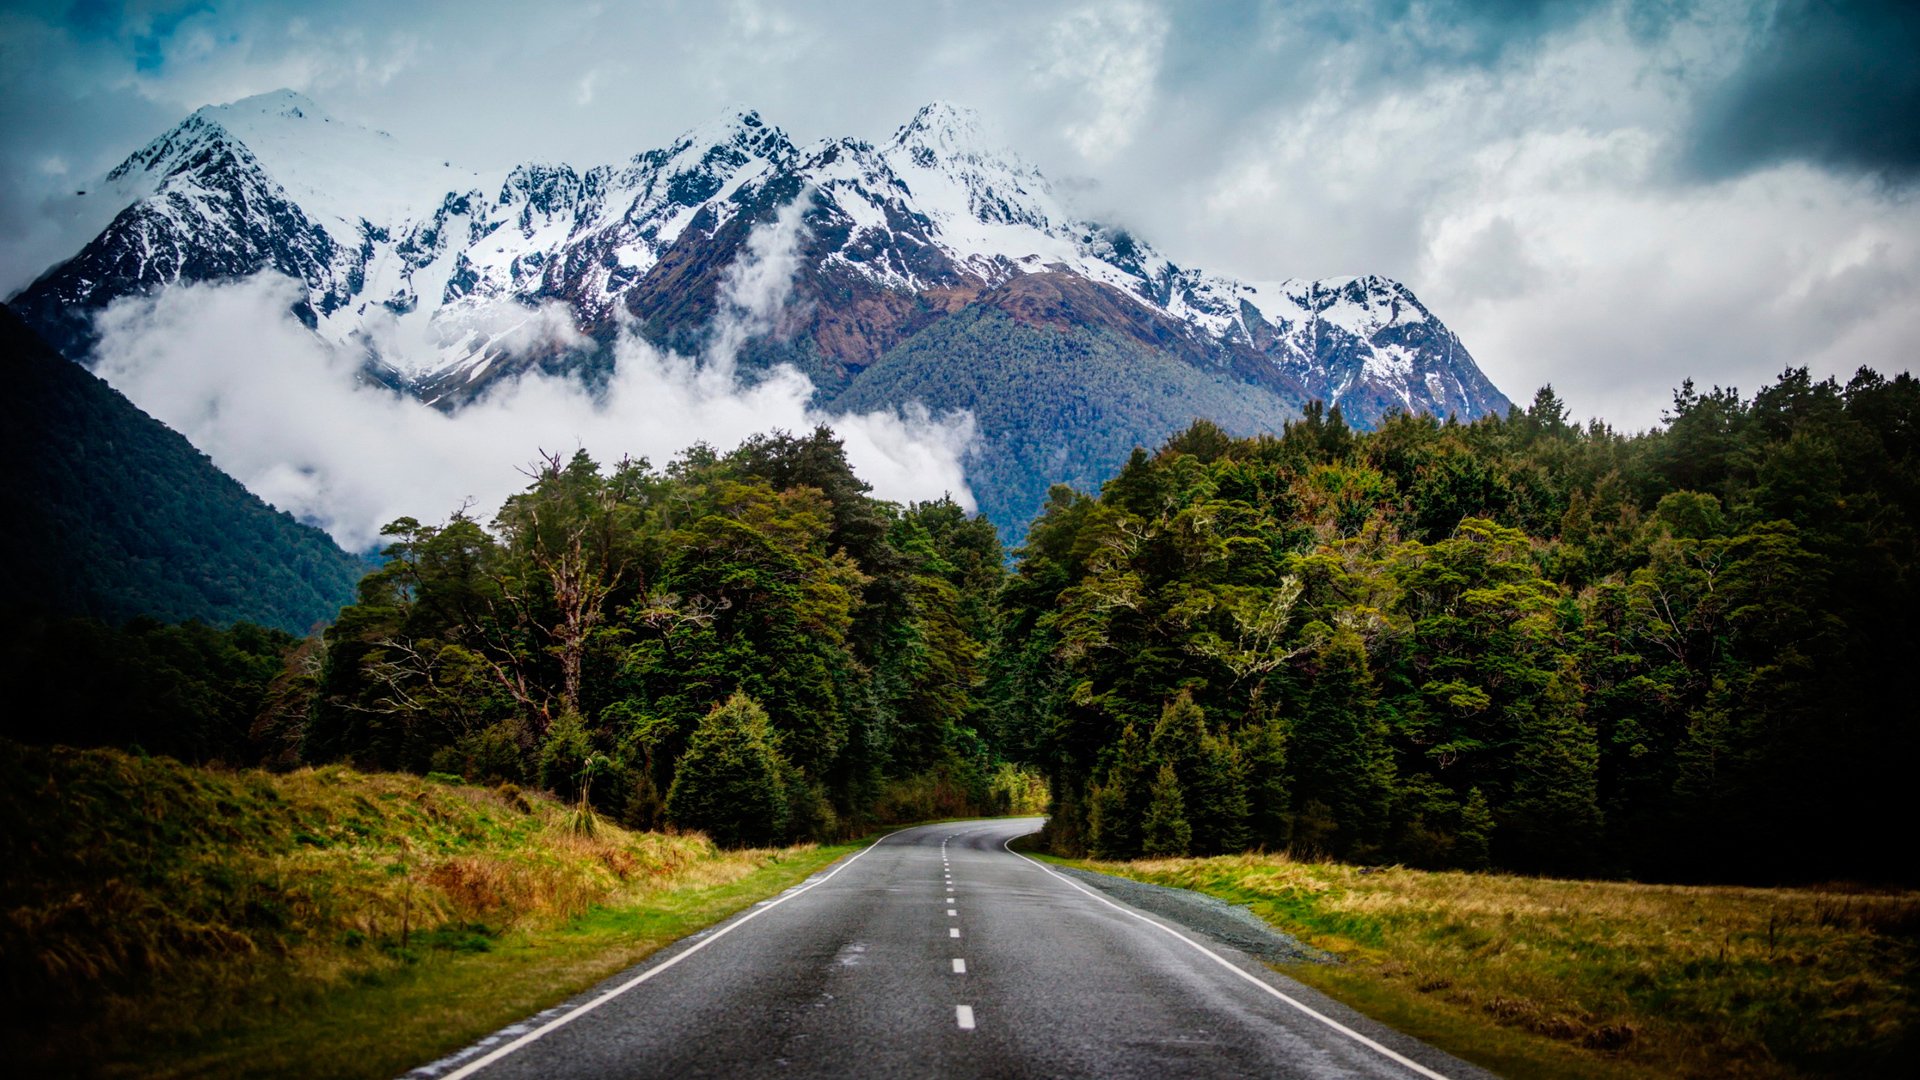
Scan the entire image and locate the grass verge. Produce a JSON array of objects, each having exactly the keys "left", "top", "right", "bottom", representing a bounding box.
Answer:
[
  {"left": 1051, "top": 852, "right": 1919, "bottom": 1080},
  {"left": 0, "top": 741, "right": 855, "bottom": 1078}
]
